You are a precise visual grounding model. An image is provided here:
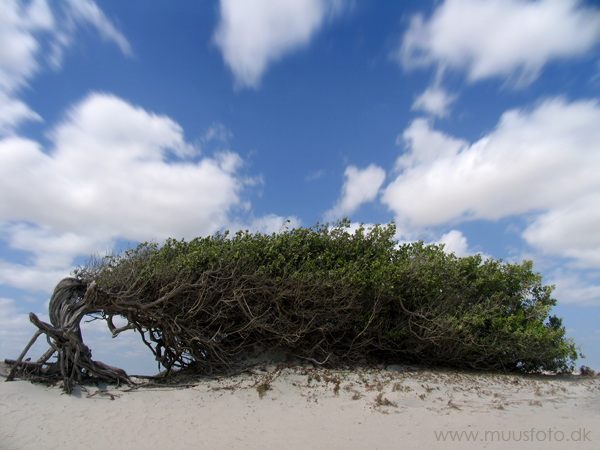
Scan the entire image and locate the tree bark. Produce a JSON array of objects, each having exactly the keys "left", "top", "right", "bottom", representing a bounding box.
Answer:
[{"left": 5, "top": 277, "right": 130, "bottom": 394}]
